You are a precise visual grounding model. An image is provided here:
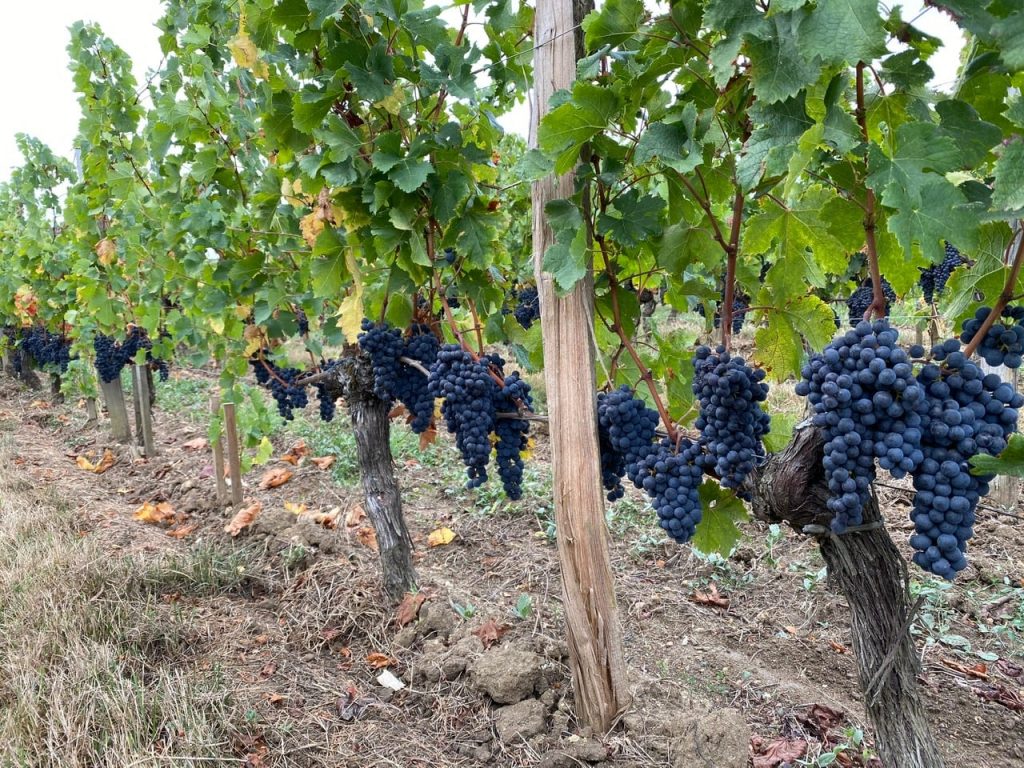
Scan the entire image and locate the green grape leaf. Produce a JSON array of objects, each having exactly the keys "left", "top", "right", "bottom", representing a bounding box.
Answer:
[
  {"left": 763, "top": 412, "right": 798, "bottom": 454},
  {"left": 797, "top": 0, "right": 886, "bottom": 65},
  {"left": 866, "top": 123, "right": 961, "bottom": 206},
  {"left": 747, "top": 13, "right": 821, "bottom": 104},
  {"left": 992, "top": 137, "right": 1024, "bottom": 213},
  {"left": 991, "top": 11, "right": 1024, "bottom": 70},
  {"left": 634, "top": 105, "right": 704, "bottom": 174},
  {"left": 596, "top": 191, "right": 663, "bottom": 247},
  {"left": 582, "top": 0, "right": 645, "bottom": 51},
  {"left": 942, "top": 222, "right": 1018, "bottom": 323},
  {"left": 970, "top": 433, "right": 1024, "bottom": 477},
  {"left": 936, "top": 100, "right": 1001, "bottom": 168},
  {"left": 885, "top": 178, "right": 980, "bottom": 266},
  {"left": 389, "top": 157, "right": 434, "bottom": 193},
  {"left": 692, "top": 480, "right": 748, "bottom": 556},
  {"left": 539, "top": 83, "right": 620, "bottom": 175}
]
